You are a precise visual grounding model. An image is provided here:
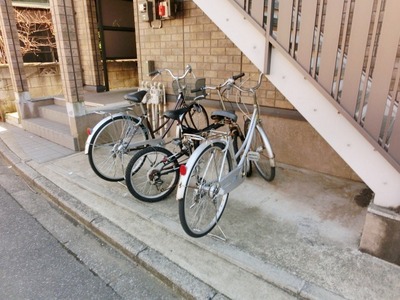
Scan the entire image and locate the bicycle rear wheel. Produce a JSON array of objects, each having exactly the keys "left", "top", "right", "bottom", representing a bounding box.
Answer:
[
  {"left": 88, "top": 115, "right": 148, "bottom": 181},
  {"left": 245, "top": 120, "right": 275, "bottom": 182},
  {"left": 125, "top": 146, "right": 179, "bottom": 202},
  {"left": 179, "top": 142, "right": 232, "bottom": 238},
  {"left": 181, "top": 103, "right": 209, "bottom": 131}
]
